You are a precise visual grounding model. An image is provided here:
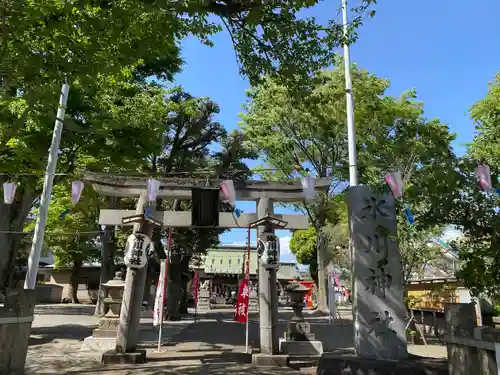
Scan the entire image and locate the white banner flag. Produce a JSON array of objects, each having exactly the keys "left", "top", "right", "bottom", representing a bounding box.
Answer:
[
  {"left": 147, "top": 178, "right": 161, "bottom": 202},
  {"left": 300, "top": 176, "right": 316, "bottom": 201},
  {"left": 153, "top": 259, "right": 168, "bottom": 327},
  {"left": 3, "top": 182, "right": 17, "bottom": 204},
  {"left": 71, "top": 181, "right": 84, "bottom": 205}
]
